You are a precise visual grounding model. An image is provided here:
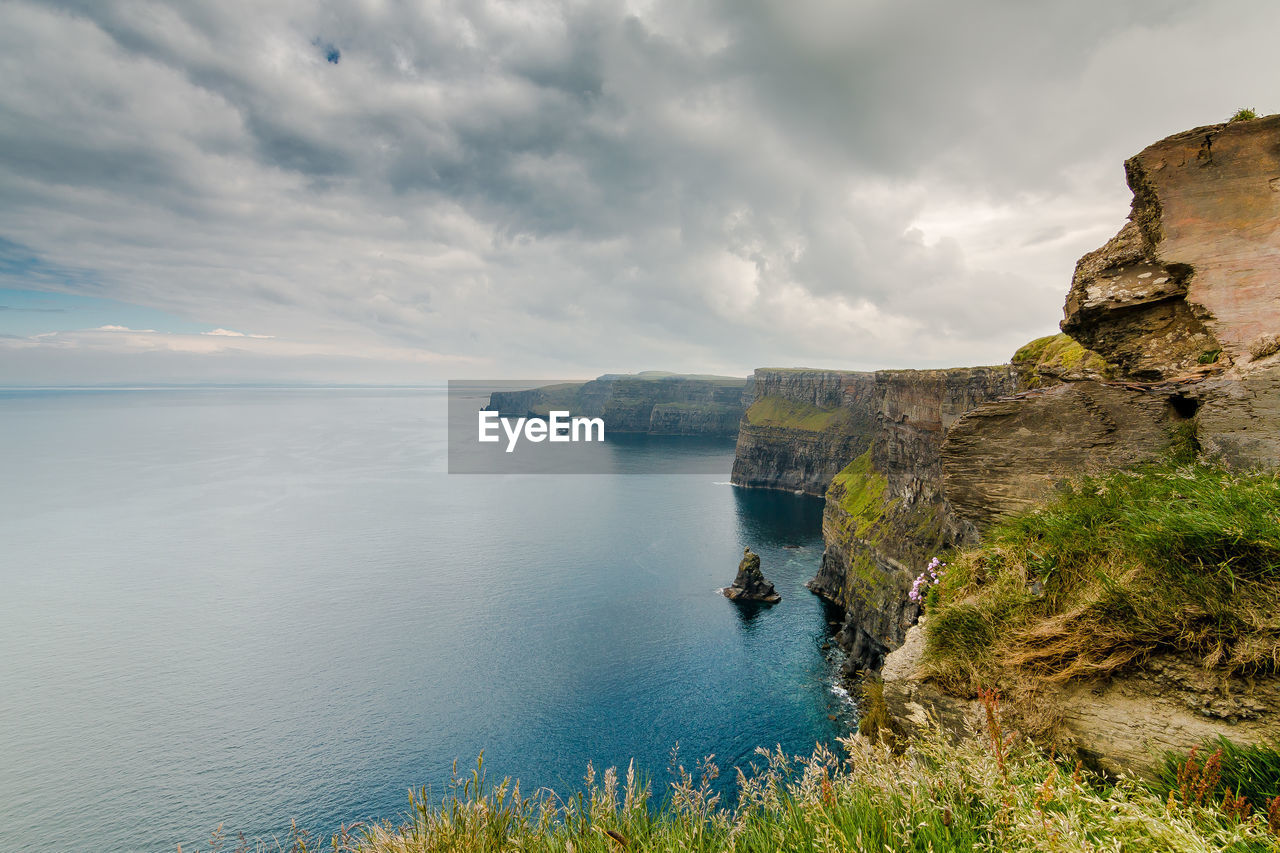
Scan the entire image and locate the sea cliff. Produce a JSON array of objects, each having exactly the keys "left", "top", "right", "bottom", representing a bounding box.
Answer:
[
  {"left": 875, "top": 114, "right": 1280, "bottom": 775},
  {"left": 802, "top": 369, "right": 1019, "bottom": 671},
  {"left": 729, "top": 366, "right": 1020, "bottom": 670}
]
